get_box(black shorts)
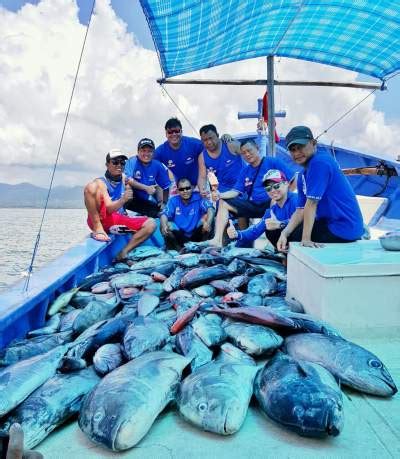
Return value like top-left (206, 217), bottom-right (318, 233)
top-left (224, 197), bottom-right (269, 218)
top-left (288, 219), bottom-right (357, 243)
top-left (125, 198), bottom-right (160, 218)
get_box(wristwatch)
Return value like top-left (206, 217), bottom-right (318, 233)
top-left (279, 222), bottom-right (286, 229)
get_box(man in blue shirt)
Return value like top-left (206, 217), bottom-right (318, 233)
top-left (198, 124), bottom-right (244, 194)
top-left (124, 138), bottom-right (171, 218)
top-left (207, 138), bottom-right (295, 246)
top-left (84, 149), bottom-right (156, 261)
top-left (277, 126), bottom-right (364, 251)
top-left (154, 117), bottom-right (203, 187)
top-left (227, 169), bottom-right (297, 248)
top-left (160, 178), bottom-right (215, 251)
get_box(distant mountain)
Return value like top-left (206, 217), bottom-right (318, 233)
top-left (0, 182), bottom-right (84, 208)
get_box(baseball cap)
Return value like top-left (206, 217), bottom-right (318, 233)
top-left (262, 169), bottom-right (287, 185)
top-left (285, 126), bottom-right (314, 148)
top-left (106, 148), bottom-right (128, 161)
top-left (137, 138), bottom-right (155, 149)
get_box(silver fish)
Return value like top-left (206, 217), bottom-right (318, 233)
top-left (0, 331), bottom-right (73, 366)
top-left (110, 272), bottom-right (152, 289)
top-left (284, 333), bottom-right (398, 397)
top-left (0, 367), bottom-right (100, 449)
top-left (254, 353), bottom-right (344, 437)
top-left (216, 343), bottom-right (256, 366)
top-left (79, 351), bottom-right (190, 450)
top-left (178, 360), bottom-right (258, 435)
top-left (93, 343), bottom-right (124, 375)
top-left (47, 287), bottom-right (79, 316)
top-left (123, 316), bottom-right (170, 360)
top-left (137, 293), bottom-right (159, 316)
top-left (176, 326), bottom-right (212, 371)
top-left (192, 314), bottom-right (226, 347)
top-left (27, 313), bottom-right (61, 337)
top-left (223, 319), bottom-right (283, 356)
top-left (0, 345), bottom-right (68, 417)
top-left (247, 273), bottom-right (277, 296)
top-left (72, 300), bottom-right (119, 335)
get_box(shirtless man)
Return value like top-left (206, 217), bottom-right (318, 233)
top-left (84, 149), bottom-right (156, 261)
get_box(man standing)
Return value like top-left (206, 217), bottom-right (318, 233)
top-left (277, 126), bottom-right (364, 251)
top-left (198, 124), bottom-right (244, 194)
top-left (207, 138), bottom-right (295, 246)
top-left (160, 178), bottom-right (215, 250)
top-left (124, 138), bottom-right (171, 218)
top-left (154, 117), bottom-right (203, 187)
top-left (227, 169), bottom-right (297, 248)
top-left (84, 149), bottom-right (156, 261)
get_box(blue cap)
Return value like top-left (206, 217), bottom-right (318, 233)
top-left (286, 126), bottom-right (314, 148)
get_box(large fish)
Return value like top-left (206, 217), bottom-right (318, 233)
top-left (110, 272), bottom-right (152, 289)
top-left (254, 353), bottom-right (344, 437)
top-left (126, 246), bottom-right (165, 261)
top-left (93, 343), bottom-right (124, 375)
top-left (178, 360), bottom-right (258, 435)
top-left (223, 320), bottom-right (283, 356)
top-left (163, 266), bottom-right (186, 293)
top-left (137, 293), bottom-right (159, 316)
top-left (192, 314), bottom-right (226, 347)
top-left (123, 316), bottom-right (170, 360)
top-left (79, 351), bottom-right (190, 451)
top-left (247, 273), bottom-right (277, 296)
top-left (216, 343), bottom-right (256, 366)
top-left (209, 306), bottom-right (297, 331)
top-left (0, 331), bottom-right (73, 366)
top-left (284, 333), bottom-right (397, 397)
top-left (0, 345), bottom-right (68, 417)
top-left (0, 367), bottom-right (100, 449)
top-left (27, 313), bottom-right (61, 337)
top-left (180, 265), bottom-right (231, 289)
top-left (72, 299), bottom-right (120, 335)
top-left (175, 326), bottom-right (212, 371)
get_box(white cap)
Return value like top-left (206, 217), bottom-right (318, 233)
top-left (106, 149), bottom-right (128, 161)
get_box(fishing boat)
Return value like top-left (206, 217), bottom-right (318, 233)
top-left (0, 1), bottom-right (399, 457)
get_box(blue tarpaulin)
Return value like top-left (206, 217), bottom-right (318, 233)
top-left (139, 0), bottom-right (400, 79)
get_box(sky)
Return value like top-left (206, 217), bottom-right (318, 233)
top-left (0, 0), bottom-right (399, 188)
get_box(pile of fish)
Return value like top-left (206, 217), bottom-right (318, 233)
top-left (0, 244), bottom-right (397, 452)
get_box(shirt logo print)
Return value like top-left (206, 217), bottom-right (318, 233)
top-left (176, 207), bottom-right (181, 215)
top-left (134, 171), bottom-right (141, 179)
top-left (168, 160), bottom-right (175, 168)
top-left (302, 176), bottom-right (307, 195)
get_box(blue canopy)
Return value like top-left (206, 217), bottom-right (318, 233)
top-left (140, 0), bottom-right (400, 80)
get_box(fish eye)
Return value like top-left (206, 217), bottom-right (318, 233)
top-left (368, 359), bottom-right (382, 368)
top-left (198, 402), bottom-right (208, 412)
top-left (93, 410), bottom-right (104, 422)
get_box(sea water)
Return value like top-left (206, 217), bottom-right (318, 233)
top-left (0, 208), bottom-right (88, 291)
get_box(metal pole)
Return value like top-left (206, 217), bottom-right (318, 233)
top-left (267, 56), bottom-right (275, 157)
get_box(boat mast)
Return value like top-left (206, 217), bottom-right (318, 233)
top-left (267, 56), bottom-right (275, 157)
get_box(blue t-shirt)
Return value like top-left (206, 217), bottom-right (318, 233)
top-left (297, 153), bottom-right (364, 240)
top-left (236, 192), bottom-right (297, 243)
top-left (162, 192), bottom-right (213, 236)
top-left (154, 136), bottom-right (203, 185)
top-left (233, 157), bottom-right (295, 204)
top-left (124, 157), bottom-right (170, 202)
top-left (203, 142), bottom-right (244, 192)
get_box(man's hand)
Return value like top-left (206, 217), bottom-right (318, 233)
top-left (265, 218), bottom-right (281, 231)
top-left (202, 221), bottom-right (211, 234)
top-left (160, 223), bottom-right (172, 237)
top-left (6, 423), bottom-right (43, 459)
top-left (122, 186), bottom-right (133, 203)
top-left (211, 190), bottom-right (220, 202)
top-left (277, 232), bottom-right (288, 252)
top-left (300, 240), bottom-right (325, 248)
top-left (145, 185), bottom-right (157, 195)
top-left (227, 219), bottom-right (238, 239)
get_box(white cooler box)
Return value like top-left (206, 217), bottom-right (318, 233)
top-left (287, 240), bottom-right (400, 338)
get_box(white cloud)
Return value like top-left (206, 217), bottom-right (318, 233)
top-left (0, 0), bottom-right (399, 187)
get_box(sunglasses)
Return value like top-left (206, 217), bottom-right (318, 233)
top-left (110, 159), bottom-right (126, 166)
top-left (264, 182), bottom-right (283, 192)
top-left (178, 186), bottom-right (191, 192)
top-left (167, 128), bottom-right (182, 135)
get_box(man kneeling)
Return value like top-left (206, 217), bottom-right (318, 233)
top-left (160, 178), bottom-right (215, 250)
top-left (84, 149), bottom-right (156, 261)
top-left (227, 169), bottom-right (297, 249)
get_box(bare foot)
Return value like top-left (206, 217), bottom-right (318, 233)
top-left (91, 231), bottom-right (111, 242)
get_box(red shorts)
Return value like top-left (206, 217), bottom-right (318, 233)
top-left (87, 199), bottom-right (148, 232)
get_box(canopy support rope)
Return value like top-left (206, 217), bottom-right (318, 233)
top-left (159, 83), bottom-right (198, 136)
top-left (23, 0), bottom-right (96, 292)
